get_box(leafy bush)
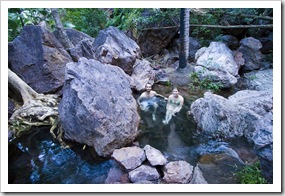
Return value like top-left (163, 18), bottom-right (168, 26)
top-left (64, 8), bottom-right (107, 38)
top-left (189, 72), bottom-right (222, 91)
top-left (8, 8), bottom-right (54, 41)
top-left (235, 161), bottom-right (267, 184)
top-left (106, 8), bottom-right (144, 30)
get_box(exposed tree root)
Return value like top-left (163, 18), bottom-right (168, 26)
top-left (8, 68), bottom-right (66, 147)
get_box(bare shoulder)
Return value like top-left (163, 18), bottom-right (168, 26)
top-left (150, 91), bottom-right (157, 97)
top-left (179, 95), bottom-right (184, 103)
top-left (139, 92), bottom-right (147, 98)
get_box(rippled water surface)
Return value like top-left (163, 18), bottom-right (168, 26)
top-left (9, 86), bottom-right (256, 184)
top-left (9, 127), bottom-right (115, 184)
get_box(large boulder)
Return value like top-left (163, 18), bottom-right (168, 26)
top-left (93, 26), bottom-right (141, 75)
top-left (55, 28), bottom-right (96, 62)
top-left (237, 37), bottom-right (263, 72)
top-left (58, 58), bottom-right (140, 157)
top-left (237, 69), bottom-right (273, 91)
top-left (194, 42), bottom-right (240, 88)
top-left (131, 59), bottom-right (155, 91)
top-left (8, 25), bottom-right (72, 94)
top-left (219, 35), bottom-right (239, 50)
top-left (252, 111), bottom-right (273, 183)
top-left (137, 27), bottom-right (179, 58)
top-left (68, 38), bottom-right (95, 62)
top-left (190, 90), bottom-right (273, 142)
top-left (54, 28), bottom-right (93, 46)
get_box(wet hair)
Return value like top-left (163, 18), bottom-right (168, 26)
top-left (145, 83), bottom-right (152, 88)
top-left (172, 87), bottom-right (178, 91)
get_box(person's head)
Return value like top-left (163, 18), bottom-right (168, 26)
top-left (145, 83), bottom-right (152, 92)
top-left (172, 87), bottom-right (179, 97)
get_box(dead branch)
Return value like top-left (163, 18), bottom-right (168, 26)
top-left (140, 24), bottom-right (273, 31)
top-left (208, 10), bottom-right (273, 21)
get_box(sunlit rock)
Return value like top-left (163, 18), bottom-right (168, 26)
top-left (163, 161), bottom-right (193, 184)
top-left (194, 41), bottom-right (240, 88)
top-left (143, 145), bottom-right (167, 166)
top-left (111, 146), bottom-right (146, 170)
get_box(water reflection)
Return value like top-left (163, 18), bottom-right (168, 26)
top-left (8, 88), bottom-right (256, 184)
top-left (9, 127), bottom-right (115, 184)
top-left (137, 97), bottom-right (200, 165)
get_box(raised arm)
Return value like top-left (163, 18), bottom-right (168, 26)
top-left (154, 92), bottom-right (167, 100)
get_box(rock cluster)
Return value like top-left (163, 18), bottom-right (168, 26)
top-left (108, 145), bottom-right (207, 184)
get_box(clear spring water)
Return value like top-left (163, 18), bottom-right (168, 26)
top-left (9, 127), bottom-right (116, 184)
top-left (8, 89), bottom-right (255, 184)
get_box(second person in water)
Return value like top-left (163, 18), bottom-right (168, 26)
top-left (162, 87), bottom-right (184, 124)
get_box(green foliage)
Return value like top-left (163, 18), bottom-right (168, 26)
top-left (137, 8), bottom-right (179, 29)
top-left (189, 72), bottom-right (222, 91)
top-left (190, 9), bottom-right (222, 47)
top-left (200, 77), bottom-right (223, 91)
top-left (235, 161), bottom-right (267, 184)
top-left (106, 8), bottom-right (179, 39)
top-left (105, 8), bottom-right (143, 32)
top-left (165, 80), bottom-right (172, 87)
top-left (8, 8), bottom-right (54, 41)
top-left (8, 8), bottom-right (273, 46)
top-left (63, 8), bottom-right (107, 38)
top-left (190, 8), bottom-right (272, 46)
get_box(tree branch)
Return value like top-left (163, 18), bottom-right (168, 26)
top-left (208, 10), bottom-right (273, 21)
top-left (140, 24), bottom-right (273, 31)
top-left (191, 24), bottom-right (273, 29)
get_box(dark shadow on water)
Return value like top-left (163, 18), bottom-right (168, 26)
top-left (8, 127), bottom-right (115, 184)
top-left (9, 87), bottom-right (258, 184)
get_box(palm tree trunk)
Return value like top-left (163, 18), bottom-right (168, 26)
top-left (178, 8), bottom-right (190, 69)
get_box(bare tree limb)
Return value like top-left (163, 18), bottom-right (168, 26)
top-left (208, 10), bottom-right (273, 21)
top-left (140, 24), bottom-right (273, 31)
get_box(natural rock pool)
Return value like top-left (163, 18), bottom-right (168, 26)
top-left (8, 86), bottom-right (257, 184)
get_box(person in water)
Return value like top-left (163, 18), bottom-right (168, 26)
top-left (162, 87), bottom-right (184, 124)
top-left (137, 83), bottom-right (166, 121)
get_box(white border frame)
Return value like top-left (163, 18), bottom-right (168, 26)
top-left (1, 1), bottom-right (282, 193)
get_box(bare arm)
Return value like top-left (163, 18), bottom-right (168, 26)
top-left (137, 93), bottom-right (145, 105)
top-left (154, 92), bottom-right (167, 99)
